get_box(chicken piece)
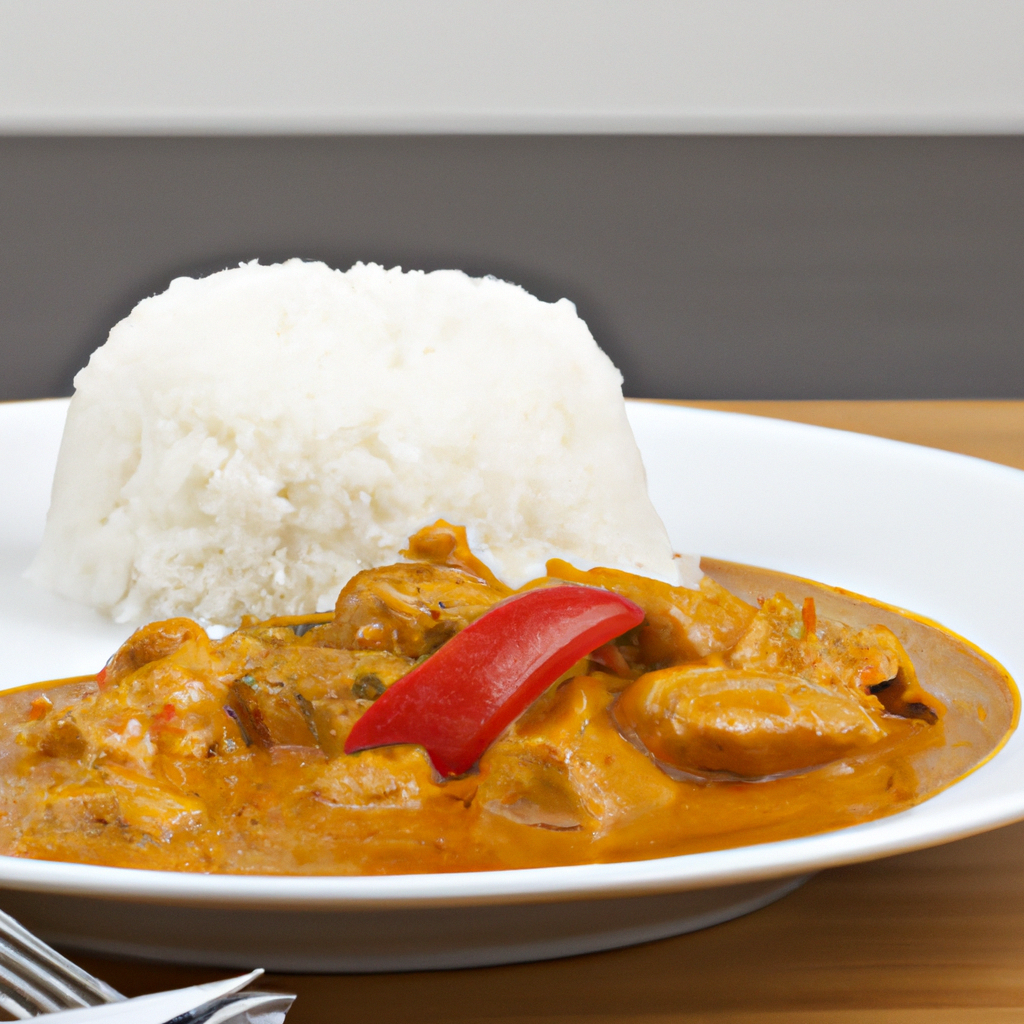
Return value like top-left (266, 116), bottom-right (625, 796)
top-left (27, 622), bottom-right (417, 781)
top-left (26, 629), bottom-right (230, 770)
top-left (545, 559), bottom-right (755, 667)
top-left (727, 594), bottom-right (941, 722)
top-left (227, 680), bottom-right (321, 753)
top-left (312, 561), bottom-right (509, 658)
top-left (479, 754), bottom-right (589, 830)
top-left (312, 746), bottom-right (434, 812)
top-left (98, 763), bottom-right (206, 840)
top-left (36, 715), bottom-right (88, 760)
top-left (15, 765), bottom-right (206, 850)
top-left (290, 648), bottom-right (414, 755)
top-left (30, 780), bottom-right (122, 836)
top-left (101, 618), bottom-right (209, 687)
top-left (223, 651), bottom-right (409, 757)
top-left (615, 664), bottom-right (888, 779)
top-left (227, 635), bottom-right (414, 701)
top-left (478, 675), bottom-right (678, 834)
top-left (221, 633), bottom-right (415, 753)
top-left (402, 520), bottom-right (513, 592)
top-left (305, 698), bottom-right (362, 757)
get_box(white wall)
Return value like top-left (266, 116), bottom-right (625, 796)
top-left (1, 0), bottom-right (1023, 133)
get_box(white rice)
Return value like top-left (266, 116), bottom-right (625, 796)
top-left (28, 260), bottom-right (699, 626)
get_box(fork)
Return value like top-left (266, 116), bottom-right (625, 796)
top-left (0, 906), bottom-right (292, 1022)
top-left (0, 907), bottom-right (123, 1018)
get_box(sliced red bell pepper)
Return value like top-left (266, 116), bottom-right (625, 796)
top-left (344, 585), bottom-right (645, 777)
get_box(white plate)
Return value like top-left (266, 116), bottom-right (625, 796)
top-left (0, 397), bottom-right (1022, 972)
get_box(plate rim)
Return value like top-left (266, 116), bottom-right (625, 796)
top-left (1, 397), bottom-right (1023, 908)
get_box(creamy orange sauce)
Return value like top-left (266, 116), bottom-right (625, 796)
top-left (0, 523), bottom-right (1014, 875)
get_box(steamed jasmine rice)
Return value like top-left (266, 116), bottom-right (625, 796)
top-left (28, 260), bottom-right (697, 625)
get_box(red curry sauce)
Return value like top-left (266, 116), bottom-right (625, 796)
top-left (0, 523), bottom-right (1011, 875)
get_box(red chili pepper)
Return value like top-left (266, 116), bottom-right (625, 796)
top-left (344, 585), bottom-right (645, 777)
top-left (153, 702), bottom-right (186, 736)
top-left (155, 703), bottom-right (177, 724)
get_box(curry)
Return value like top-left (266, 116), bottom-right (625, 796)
top-left (0, 523), bottom-right (1015, 875)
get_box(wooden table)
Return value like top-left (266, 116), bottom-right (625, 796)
top-left (74, 401), bottom-right (1024, 1024)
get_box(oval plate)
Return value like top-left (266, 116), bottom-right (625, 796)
top-left (0, 398), bottom-right (1021, 970)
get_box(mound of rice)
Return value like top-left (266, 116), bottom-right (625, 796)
top-left (29, 260), bottom-right (698, 625)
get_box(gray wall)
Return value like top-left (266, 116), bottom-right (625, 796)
top-left (1, 135), bottom-right (1022, 402)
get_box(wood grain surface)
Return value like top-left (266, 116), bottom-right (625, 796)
top-left (71, 401), bottom-right (1024, 1023)
top-left (674, 401), bottom-right (1024, 472)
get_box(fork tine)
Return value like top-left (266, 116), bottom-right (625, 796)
top-left (0, 988), bottom-right (37, 1020)
top-left (0, 936), bottom-right (97, 1010)
top-left (0, 908), bottom-right (124, 1006)
top-left (0, 957), bottom-right (66, 1017)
